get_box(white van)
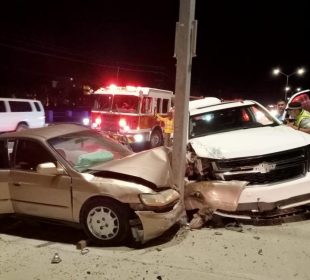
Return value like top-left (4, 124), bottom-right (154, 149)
top-left (0, 98), bottom-right (45, 132)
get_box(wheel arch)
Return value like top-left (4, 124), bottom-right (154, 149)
top-left (78, 195), bottom-right (131, 224)
top-left (78, 194), bottom-right (134, 245)
top-left (15, 122), bottom-right (29, 131)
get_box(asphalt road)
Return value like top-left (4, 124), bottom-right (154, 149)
top-left (0, 217), bottom-right (310, 280)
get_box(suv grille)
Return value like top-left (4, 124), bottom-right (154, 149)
top-left (211, 147), bottom-right (309, 185)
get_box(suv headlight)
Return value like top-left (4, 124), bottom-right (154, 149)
top-left (139, 189), bottom-right (180, 207)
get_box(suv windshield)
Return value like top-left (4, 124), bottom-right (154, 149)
top-left (189, 104), bottom-right (278, 139)
top-left (48, 130), bottom-right (132, 172)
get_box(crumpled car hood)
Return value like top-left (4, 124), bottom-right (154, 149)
top-left (89, 146), bottom-right (173, 188)
top-left (189, 125), bottom-right (310, 159)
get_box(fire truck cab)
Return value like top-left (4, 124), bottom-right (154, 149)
top-left (90, 85), bottom-right (174, 149)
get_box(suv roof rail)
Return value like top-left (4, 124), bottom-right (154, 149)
top-left (189, 97), bottom-right (221, 111)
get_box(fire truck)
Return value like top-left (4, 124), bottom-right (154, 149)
top-left (90, 85), bottom-right (174, 148)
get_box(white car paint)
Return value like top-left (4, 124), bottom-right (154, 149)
top-left (189, 125), bottom-right (310, 159)
top-left (188, 97), bottom-right (310, 216)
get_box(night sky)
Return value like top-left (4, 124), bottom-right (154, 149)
top-left (0, 0), bottom-right (309, 105)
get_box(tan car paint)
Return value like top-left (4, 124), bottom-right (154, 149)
top-left (184, 180), bottom-right (248, 212)
top-left (0, 124), bottom-right (183, 243)
top-left (91, 146), bottom-right (174, 188)
top-left (0, 170), bottom-right (14, 213)
top-left (10, 169), bottom-right (73, 221)
top-left (71, 175), bottom-right (156, 222)
top-left (135, 201), bottom-right (183, 243)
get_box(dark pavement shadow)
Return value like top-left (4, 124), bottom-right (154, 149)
top-left (0, 217), bottom-right (85, 245)
top-left (0, 216), bottom-right (186, 250)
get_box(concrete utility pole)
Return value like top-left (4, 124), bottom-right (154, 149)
top-left (172, 0), bottom-right (197, 209)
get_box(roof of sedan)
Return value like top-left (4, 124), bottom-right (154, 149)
top-left (0, 124), bottom-right (90, 140)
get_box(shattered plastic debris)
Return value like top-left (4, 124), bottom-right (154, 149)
top-left (51, 253), bottom-right (62, 264)
top-left (258, 249), bottom-right (263, 255)
top-left (189, 207), bottom-right (214, 229)
top-left (225, 222), bottom-right (243, 232)
top-left (81, 248), bottom-right (90, 255)
top-left (189, 213), bottom-right (205, 229)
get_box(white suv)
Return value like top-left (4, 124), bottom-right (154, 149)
top-left (187, 97), bottom-right (310, 219)
top-left (0, 98), bottom-right (45, 132)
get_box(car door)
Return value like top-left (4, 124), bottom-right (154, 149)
top-left (0, 139), bottom-right (14, 213)
top-left (284, 89), bottom-right (310, 120)
top-left (9, 138), bottom-right (73, 221)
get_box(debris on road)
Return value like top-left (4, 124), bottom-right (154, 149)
top-left (188, 207), bottom-right (214, 229)
top-left (51, 253), bottom-right (62, 264)
top-left (81, 248), bottom-right (90, 255)
top-left (76, 240), bottom-right (88, 250)
top-left (225, 222), bottom-right (243, 232)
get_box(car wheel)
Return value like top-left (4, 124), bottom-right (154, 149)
top-left (80, 197), bottom-right (131, 245)
top-left (16, 123), bottom-right (29, 131)
top-left (149, 129), bottom-right (163, 148)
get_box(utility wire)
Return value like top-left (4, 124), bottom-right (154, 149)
top-left (0, 33), bottom-right (168, 73)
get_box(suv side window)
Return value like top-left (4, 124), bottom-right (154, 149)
top-left (0, 101), bottom-right (6, 112)
top-left (9, 101), bottom-right (32, 112)
top-left (34, 102), bottom-right (42, 111)
top-left (14, 139), bottom-right (56, 171)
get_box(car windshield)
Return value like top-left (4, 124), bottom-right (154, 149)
top-left (189, 104), bottom-right (278, 139)
top-left (48, 130), bottom-right (132, 172)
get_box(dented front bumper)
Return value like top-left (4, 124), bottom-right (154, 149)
top-left (133, 200), bottom-right (183, 243)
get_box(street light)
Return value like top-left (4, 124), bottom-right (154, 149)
top-left (272, 67), bottom-right (306, 100)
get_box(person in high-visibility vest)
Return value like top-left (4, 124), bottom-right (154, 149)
top-left (156, 111), bottom-right (174, 146)
top-left (285, 101), bottom-right (310, 133)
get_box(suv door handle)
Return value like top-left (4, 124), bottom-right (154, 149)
top-left (13, 182), bottom-right (21, 186)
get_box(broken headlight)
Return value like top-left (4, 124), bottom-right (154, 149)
top-left (185, 143), bottom-right (212, 180)
top-left (139, 189), bottom-right (180, 207)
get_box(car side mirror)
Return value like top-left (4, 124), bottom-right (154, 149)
top-left (36, 162), bottom-right (66, 175)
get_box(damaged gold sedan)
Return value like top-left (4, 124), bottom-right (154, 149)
top-left (0, 124), bottom-right (182, 245)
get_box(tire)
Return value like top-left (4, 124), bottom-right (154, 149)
top-left (80, 197), bottom-right (131, 246)
top-left (149, 129), bottom-right (163, 148)
top-left (16, 123), bottom-right (28, 131)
